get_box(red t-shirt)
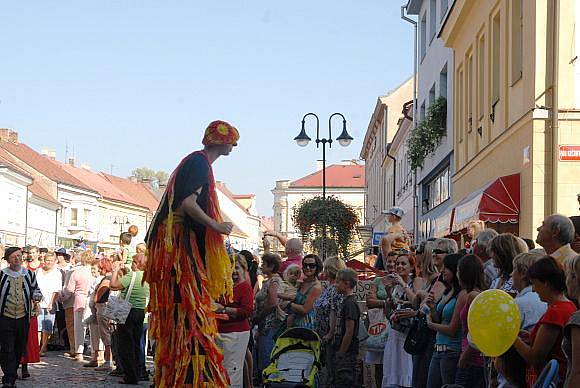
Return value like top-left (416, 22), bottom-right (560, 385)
top-left (527, 300), bottom-right (577, 386)
top-left (217, 281), bottom-right (254, 333)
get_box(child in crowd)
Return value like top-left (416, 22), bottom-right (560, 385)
top-left (117, 232), bottom-right (133, 268)
top-left (332, 268), bottom-right (361, 388)
top-left (277, 264), bottom-right (302, 327)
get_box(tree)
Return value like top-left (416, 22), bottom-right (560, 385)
top-left (131, 167), bottom-right (169, 184)
top-left (292, 196), bottom-right (359, 259)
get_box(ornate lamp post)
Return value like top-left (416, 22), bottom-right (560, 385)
top-left (112, 216), bottom-right (130, 233)
top-left (294, 112), bottom-right (354, 258)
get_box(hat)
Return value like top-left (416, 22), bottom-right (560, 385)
top-left (383, 206), bottom-right (405, 219)
top-left (202, 120), bottom-right (240, 146)
top-left (55, 247), bottom-right (71, 260)
top-left (3, 247), bottom-right (21, 260)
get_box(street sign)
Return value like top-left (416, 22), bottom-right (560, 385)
top-left (559, 145), bottom-right (580, 161)
top-left (372, 232), bottom-right (385, 246)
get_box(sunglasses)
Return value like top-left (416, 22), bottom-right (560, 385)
top-left (303, 263), bottom-right (317, 269)
top-left (432, 249), bottom-right (448, 255)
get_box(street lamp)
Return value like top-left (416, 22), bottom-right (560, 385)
top-left (294, 112), bottom-right (354, 259)
top-left (294, 112), bottom-right (354, 199)
top-left (112, 216), bottom-right (130, 233)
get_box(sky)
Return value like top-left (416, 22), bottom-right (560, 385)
top-left (0, 1), bottom-right (413, 216)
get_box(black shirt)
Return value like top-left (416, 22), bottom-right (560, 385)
top-left (334, 294), bottom-right (361, 355)
top-left (148, 152), bottom-right (210, 260)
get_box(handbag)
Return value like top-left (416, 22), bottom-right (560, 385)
top-left (365, 308), bottom-right (389, 350)
top-left (403, 312), bottom-right (433, 355)
top-left (102, 272), bottom-right (137, 324)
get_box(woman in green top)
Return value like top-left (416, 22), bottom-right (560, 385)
top-left (110, 254), bottom-right (150, 385)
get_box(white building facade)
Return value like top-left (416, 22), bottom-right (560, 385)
top-left (0, 165), bottom-right (32, 247)
top-left (406, 0), bottom-right (455, 241)
top-left (360, 78), bottom-right (414, 235)
top-left (384, 103), bottom-right (416, 237)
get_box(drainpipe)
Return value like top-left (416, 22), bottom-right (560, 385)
top-left (54, 207), bottom-right (60, 247)
top-left (401, 4), bottom-right (419, 242)
top-left (550, 0), bottom-right (560, 214)
top-left (386, 144), bottom-right (397, 207)
top-left (24, 186), bottom-right (29, 245)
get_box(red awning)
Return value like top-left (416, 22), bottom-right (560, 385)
top-left (346, 259), bottom-right (383, 279)
top-left (451, 174), bottom-right (520, 232)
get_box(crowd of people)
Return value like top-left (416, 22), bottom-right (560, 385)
top-left (0, 229), bottom-right (151, 387)
top-left (1, 211), bottom-right (580, 388)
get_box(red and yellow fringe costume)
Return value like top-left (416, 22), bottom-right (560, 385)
top-left (144, 150), bottom-right (233, 387)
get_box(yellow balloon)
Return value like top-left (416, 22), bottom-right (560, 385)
top-left (468, 289), bottom-right (521, 357)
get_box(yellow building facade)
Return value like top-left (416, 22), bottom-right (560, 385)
top-left (440, 0), bottom-right (580, 238)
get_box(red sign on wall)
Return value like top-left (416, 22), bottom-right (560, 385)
top-left (559, 145), bottom-right (580, 161)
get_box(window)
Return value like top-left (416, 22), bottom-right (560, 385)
top-left (429, 84), bottom-right (436, 106)
top-left (71, 208), bottom-right (78, 227)
top-left (420, 13), bottom-right (427, 59)
top-left (511, 0), bottom-right (523, 83)
top-left (467, 52), bottom-right (474, 132)
top-left (492, 13), bottom-right (501, 104)
top-left (420, 101), bottom-right (426, 121)
top-left (84, 209), bottom-right (91, 227)
top-left (441, 0), bottom-right (449, 21)
top-left (440, 64), bottom-right (448, 99)
top-left (429, 0), bottom-right (437, 42)
top-left (478, 34), bottom-right (485, 119)
top-left (458, 67), bottom-right (464, 142)
top-left (424, 166), bottom-right (451, 212)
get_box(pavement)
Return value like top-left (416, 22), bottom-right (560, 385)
top-left (12, 352), bottom-right (153, 388)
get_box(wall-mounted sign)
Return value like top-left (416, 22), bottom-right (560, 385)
top-left (559, 145), bottom-right (580, 161)
top-left (372, 232), bottom-right (385, 246)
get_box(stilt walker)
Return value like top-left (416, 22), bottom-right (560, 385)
top-left (144, 120), bottom-right (239, 387)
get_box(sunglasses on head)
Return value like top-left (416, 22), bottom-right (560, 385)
top-left (303, 262), bottom-right (317, 269)
top-left (433, 249), bottom-right (448, 255)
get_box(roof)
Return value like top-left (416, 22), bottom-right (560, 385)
top-left (0, 142), bottom-right (95, 192)
top-left (100, 173), bottom-right (160, 213)
top-left (59, 163), bottom-right (141, 207)
top-left (232, 194), bottom-right (255, 199)
top-left (290, 164), bottom-right (365, 188)
top-left (0, 148), bottom-right (59, 205)
top-left (261, 216), bottom-right (275, 231)
top-left (216, 181), bottom-right (251, 215)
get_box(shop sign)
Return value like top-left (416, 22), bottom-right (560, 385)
top-left (559, 145), bottom-right (580, 161)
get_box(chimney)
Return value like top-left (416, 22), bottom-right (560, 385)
top-left (81, 164), bottom-right (91, 170)
top-left (316, 160), bottom-right (324, 171)
top-left (0, 129), bottom-right (18, 144)
top-left (129, 176), bottom-right (138, 183)
top-left (41, 148), bottom-right (57, 160)
top-left (67, 156), bottom-right (75, 166)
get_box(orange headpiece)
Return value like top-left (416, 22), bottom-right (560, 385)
top-left (202, 120), bottom-right (240, 146)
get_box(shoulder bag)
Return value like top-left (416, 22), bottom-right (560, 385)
top-left (102, 272), bottom-right (137, 324)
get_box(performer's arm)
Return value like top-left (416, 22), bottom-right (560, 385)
top-left (180, 192), bottom-right (233, 235)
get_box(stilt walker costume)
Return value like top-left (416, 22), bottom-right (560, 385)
top-left (145, 120), bottom-right (240, 387)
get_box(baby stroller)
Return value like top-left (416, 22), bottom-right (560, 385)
top-left (262, 327), bottom-right (321, 388)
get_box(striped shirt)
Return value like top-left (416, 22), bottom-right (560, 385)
top-left (0, 267), bottom-right (42, 319)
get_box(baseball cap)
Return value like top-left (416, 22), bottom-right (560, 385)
top-left (382, 206), bottom-right (405, 219)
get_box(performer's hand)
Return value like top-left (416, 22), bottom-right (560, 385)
top-left (215, 222), bottom-right (233, 235)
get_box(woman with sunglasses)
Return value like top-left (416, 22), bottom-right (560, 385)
top-left (382, 251), bottom-right (423, 388)
top-left (287, 254), bottom-right (322, 330)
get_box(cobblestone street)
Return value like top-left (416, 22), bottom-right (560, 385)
top-left (13, 352), bottom-right (153, 388)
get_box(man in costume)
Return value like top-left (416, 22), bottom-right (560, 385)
top-left (145, 120), bottom-right (238, 387)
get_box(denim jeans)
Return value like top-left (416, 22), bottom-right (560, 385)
top-left (426, 350), bottom-right (460, 388)
top-left (455, 365), bottom-right (485, 388)
top-left (258, 329), bottom-right (276, 376)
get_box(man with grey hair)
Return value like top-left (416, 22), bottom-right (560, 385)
top-left (536, 214), bottom-right (577, 265)
top-left (473, 228), bottom-right (499, 288)
top-left (263, 230), bottom-right (304, 274)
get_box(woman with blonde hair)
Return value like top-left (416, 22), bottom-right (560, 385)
top-left (314, 256), bottom-right (346, 387)
top-left (215, 254), bottom-right (254, 388)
